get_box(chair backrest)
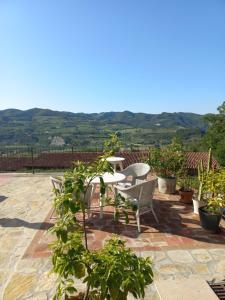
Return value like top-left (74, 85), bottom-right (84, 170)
top-left (118, 179), bottom-right (156, 206)
top-left (122, 163), bottom-right (150, 184)
top-left (50, 176), bottom-right (63, 194)
top-left (79, 185), bottom-right (93, 206)
top-left (137, 179), bottom-right (156, 208)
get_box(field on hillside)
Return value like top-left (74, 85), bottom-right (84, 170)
top-left (0, 108), bottom-right (206, 149)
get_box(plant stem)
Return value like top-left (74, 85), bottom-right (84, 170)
top-left (82, 208), bottom-right (88, 250)
top-left (84, 282), bottom-right (90, 300)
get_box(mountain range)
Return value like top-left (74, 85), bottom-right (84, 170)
top-left (0, 108), bottom-right (206, 149)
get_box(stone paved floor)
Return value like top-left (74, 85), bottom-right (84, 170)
top-left (0, 173), bottom-right (224, 300)
top-left (0, 174), bottom-right (55, 300)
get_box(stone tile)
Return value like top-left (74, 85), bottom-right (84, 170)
top-left (34, 272), bottom-right (57, 293)
top-left (0, 252), bottom-right (10, 268)
top-left (142, 251), bottom-right (166, 262)
top-left (0, 271), bottom-right (10, 288)
top-left (24, 292), bottom-right (48, 300)
top-left (212, 260), bottom-right (225, 274)
top-left (191, 249), bottom-right (212, 263)
top-left (156, 263), bottom-right (191, 275)
top-left (209, 248), bottom-right (225, 260)
top-left (0, 238), bottom-right (19, 253)
top-left (191, 263), bottom-right (210, 275)
top-left (3, 273), bottom-right (37, 300)
top-left (0, 174), bottom-right (225, 299)
top-left (167, 250), bottom-right (194, 264)
top-left (155, 278), bottom-right (218, 300)
top-left (151, 241), bottom-right (168, 247)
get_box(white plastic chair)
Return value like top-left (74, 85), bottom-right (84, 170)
top-left (50, 176), bottom-right (63, 195)
top-left (119, 163), bottom-right (150, 186)
top-left (77, 185), bottom-right (94, 218)
top-left (50, 176), bottom-right (93, 218)
top-left (115, 179), bottom-right (158, 232)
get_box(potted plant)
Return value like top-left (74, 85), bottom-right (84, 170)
top-left (147, 139), bottom-right (185, 194)
top-left (193, 148), bottom-right (212, 214)
top-left (178, 176), bottom-right (194, 204)
top-left (192, 193), bottom-right (205, 214)
top-left (199, 168), bottom-right (225, 233)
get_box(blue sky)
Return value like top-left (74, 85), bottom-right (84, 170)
top-left (0, 0), bottom-right (224, 114)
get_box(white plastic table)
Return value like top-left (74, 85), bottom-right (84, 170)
top-left (106, 156), bottom-right (125, 171)
top-left (91, 172), bottom-right (126, 218)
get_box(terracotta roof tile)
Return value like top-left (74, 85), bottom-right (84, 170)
top-left (0, 150), bottom-right (219, 171)
top-left (185, 152), bottom-right (219, 169)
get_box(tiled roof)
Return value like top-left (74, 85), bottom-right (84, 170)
top-left (185, 152), bottom-right (219, 169)
top-left (0, 150), bottom-right (219, 171)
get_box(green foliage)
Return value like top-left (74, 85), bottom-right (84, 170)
top-left (147, 139), bottom-right (185, 178)
top-left (196, 147), bottom-right (225, 213)
top-left (202, 101), bottom-right (225, 166)
top-left (177, 176), bottom-right (197, 192)
top-left (0, 108), bottom-right (205, 149)
top-left (50, 134), bottom-right (154, 300)
top-left (84, 237), bottom-right (153, 300)
top-left (177, 158), bottom-right (199, 191)
top-left (103, 133), bottom-right (121, 155)
top-left (202, 169), bottom-right (225, 214)
top-left (197, 148), bottom-right (212, 201)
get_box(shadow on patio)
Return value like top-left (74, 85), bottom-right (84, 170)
top-left (0, 195), bottom-right (8, 203)
top-left (23, 190), bottom-right (225, 258)
top-left (0, 217), bottom-right (53, 230)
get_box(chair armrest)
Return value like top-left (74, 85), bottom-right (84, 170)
top-left (117, 182), bottom-right (132, 188)
top-left (114, 184), bottom-right (136, 192)
top-left (114, 184), bottom-right (130, 192)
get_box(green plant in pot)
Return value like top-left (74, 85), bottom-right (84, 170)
top-left (147, 139), bottom-right (185, 194)
top-left (199, 168), bottom-right (225, 233)
top-left (178, 175), bottom-right (195, 204)
top-left (192, 148), bottom-right (212, 214)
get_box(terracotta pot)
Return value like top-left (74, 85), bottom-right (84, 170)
top-left (179, 189), bottom-right (194, 204)
top-left (157, 177), bottom-right (176, 194)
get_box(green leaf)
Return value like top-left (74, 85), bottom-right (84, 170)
top-left (74, 262), bottom-right (85, 279)
top-left (60, 230), bottom-right (68, 243)
top-left (66, 286), bottom-right (77, 294)
top-left (109, 287), bottom-right (119, 300)
top-left (100, 177), bottom-right (106, 195)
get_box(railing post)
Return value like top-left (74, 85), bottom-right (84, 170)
top-left (31, 147), bottom-right (34, 174)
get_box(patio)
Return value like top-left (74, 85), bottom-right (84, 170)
top-left (0, 173), bottom-right (225, 299)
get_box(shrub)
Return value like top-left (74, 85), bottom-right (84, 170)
top-left (50, 134), bottom-right (154, 300)
top-left (147, 139), bottom-right (185, 178)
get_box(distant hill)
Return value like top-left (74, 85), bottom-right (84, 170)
top-left (0, 108), bottom-right (207, 149)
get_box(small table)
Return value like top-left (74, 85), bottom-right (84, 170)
top-left (91, 172), bottom-right (126, 218)
top-left (106, 156), bottom-right (125, 171)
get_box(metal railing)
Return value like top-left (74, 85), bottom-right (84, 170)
top-left (0, 145), bottom-right (148, 173)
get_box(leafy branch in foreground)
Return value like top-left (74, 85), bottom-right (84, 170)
top-left (50, 133), bottom-right (154, 300)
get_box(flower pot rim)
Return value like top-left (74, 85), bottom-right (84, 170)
top-left (199, 205), bottom-right (222, 217)
top-left (157, 176), bottom-right (176, 179)
top-left (192, 198), bottom-right (205, 202)
top-left (179, 188), bottom-right (194, 193)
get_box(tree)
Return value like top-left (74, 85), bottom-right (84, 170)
top-left (50, 134), bottom-right (153, 300)
top-left (202, 101), bottom-right (225, 166)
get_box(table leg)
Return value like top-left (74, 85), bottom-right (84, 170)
top-left (99, 194), bottom-right (104, 219)
top-left (113, 185), bottom-right (117, 220)
top-left (87, 185), bottom-right (95, 218)
top-left (119, 162), bottom-right (123, 170)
